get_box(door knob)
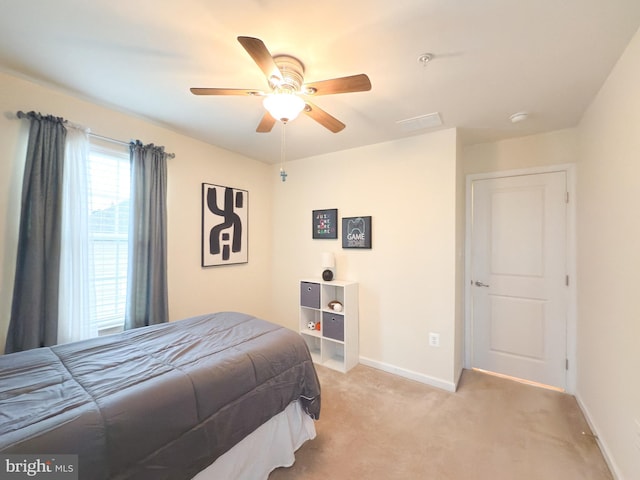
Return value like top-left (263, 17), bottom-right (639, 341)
top-left (474, 281), bottom-right (490, 287)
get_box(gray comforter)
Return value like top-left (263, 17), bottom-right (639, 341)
top-left (0, 312), bottom-right (321, 479)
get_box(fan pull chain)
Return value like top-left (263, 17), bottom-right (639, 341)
top-left (280, 122), bottom-right (288, 182)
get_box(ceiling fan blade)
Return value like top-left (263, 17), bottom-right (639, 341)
top-left (303, 102), bottom-right (345, 133)
top-left (237, 36), bottom-right (283, 86)
top-left (303, 74), bottom-right (371, 96)
top-left (190, 88), bottom-right (265, 96)
top-left (256, 112), bottom-right (276, 133)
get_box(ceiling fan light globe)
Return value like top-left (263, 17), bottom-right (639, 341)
top-left (263, 93), bottom-right (305, 123)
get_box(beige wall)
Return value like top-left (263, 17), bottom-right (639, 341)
top-left (0, 72), bottom-right (274, 353)
top-left (576, 26), bottom-right (640, 480)
top-left (270, 129), bottom-right (461, 390)
top-left (462, 128), bottom-right (579, 175)
top-left (454, 133), bottom-right (466, 382)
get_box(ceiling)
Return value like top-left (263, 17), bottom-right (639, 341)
top-left (1, 1), bottom-right (639, 164)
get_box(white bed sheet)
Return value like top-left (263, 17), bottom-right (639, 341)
top-left (192, 400), bottom-right (316, 480)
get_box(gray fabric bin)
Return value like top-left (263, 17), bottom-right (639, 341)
top-left (322, 312), bottom-right (344, 341)
top-left (300, 282), bottom-right (320, 309)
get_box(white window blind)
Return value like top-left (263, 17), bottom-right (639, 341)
top-left (88, 142), bottom-right (130, 335)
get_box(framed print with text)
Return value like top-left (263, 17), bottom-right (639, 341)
top-left (312, 209), bottom-right (338, 239)
top-left (342, 216), bottom-right (372, 249)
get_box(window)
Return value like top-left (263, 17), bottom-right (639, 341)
top-left (88, 141), bottom-right (130, 335)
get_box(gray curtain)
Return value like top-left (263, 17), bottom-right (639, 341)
top-left (5, 112), bottom-right (67, 353)
top-left (125, 140), bottom-right (169, 330)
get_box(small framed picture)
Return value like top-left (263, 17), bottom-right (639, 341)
top-left (312, 209), bottom-right (338, 239)
top-left (342, 216), bottom-right (372, 249)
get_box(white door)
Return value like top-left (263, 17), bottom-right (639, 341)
top-left (470, 171), bottom-right (568, 389)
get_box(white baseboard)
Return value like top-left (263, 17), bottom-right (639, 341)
top-left (575, 394), bottom-right (621, 480)
top-left (359, 356), bottom-right (457, 392)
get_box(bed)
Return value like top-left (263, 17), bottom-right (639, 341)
top-left (0, 312), bottom-right (321, 479)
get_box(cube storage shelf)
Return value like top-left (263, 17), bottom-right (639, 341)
top-left (299, 279), bottom-right (359, 373)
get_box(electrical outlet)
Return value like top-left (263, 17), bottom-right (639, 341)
top-left (429, 332), bottom-right (440, 347)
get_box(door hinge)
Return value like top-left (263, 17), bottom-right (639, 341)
top-left (566, 192), bottom-right (569, 203)
top-left (566, 359), bottom-right (569, 370)
top-left (566, 275), bottom-right (569, 286)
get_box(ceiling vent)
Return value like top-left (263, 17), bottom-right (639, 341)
top-left (396, 112), bottom-right (442, 132)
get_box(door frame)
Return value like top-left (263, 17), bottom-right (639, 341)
top-left (464, 164), bottom-right (576, 393)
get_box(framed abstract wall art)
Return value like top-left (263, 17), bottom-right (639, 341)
top-left (202, 183), bottom-right (248, 266)
top-left (312, 208), bottom-right (338, 239)
top-left (342, 216), bottom-right (372, 249)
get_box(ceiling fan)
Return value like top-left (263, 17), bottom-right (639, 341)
top-left (190, 36), bottom-right (371, 133)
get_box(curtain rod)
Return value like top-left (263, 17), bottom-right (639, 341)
top-left (15, 111), bottom-right (176, 159)
top-left (89, 133), bottom-right (176, 159)
top-left (89, 132), bottom-right (130, 147)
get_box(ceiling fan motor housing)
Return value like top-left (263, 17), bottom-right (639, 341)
top-left (272, 55), bottom-right (305, 92)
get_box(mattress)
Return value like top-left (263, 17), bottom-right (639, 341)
top-left (0, 312), bottom-right (321, 479)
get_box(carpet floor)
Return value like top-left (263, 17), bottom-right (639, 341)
top-left (269, 365), bottom-right (612, 480)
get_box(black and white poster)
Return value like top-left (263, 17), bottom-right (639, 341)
top-left (202, 183), bottom-right (248, 266)
top-left (342, 216), bottom-right (372, 249)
